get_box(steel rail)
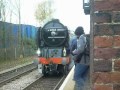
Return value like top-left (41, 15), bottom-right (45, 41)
top-left (0, 62), bottom-right (37, 87)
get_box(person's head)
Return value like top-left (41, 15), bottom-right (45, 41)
top-left (74, 26), bottom-right (84, 38)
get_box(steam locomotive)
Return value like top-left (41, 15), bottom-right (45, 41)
top-left (36, 19), bottom-right (70, 76)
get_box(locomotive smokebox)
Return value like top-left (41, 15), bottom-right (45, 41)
top-left (40, 19), bottom-right (69, 47)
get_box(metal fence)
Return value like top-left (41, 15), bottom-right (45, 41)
top-left (0, 46), bottom-right (35, 60)
top-left (0, 21), bottom-right (37, 61)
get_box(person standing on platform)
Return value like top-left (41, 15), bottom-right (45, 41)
top-left (72, 26), bottom-right (90, 90)
top-left (68, 35), bottom-right (77, 70)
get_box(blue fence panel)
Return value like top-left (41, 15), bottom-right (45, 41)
top-left (13, 24), bottom-right (18, 37)
top-left (31, 26), bottom-right (37, 39)
top-left (0, 21), bottom-right (4, 48)
top-left (12, 24), bottom-right (18, 46)
top-left (21, 24), bottom-right (26, 38)
top-left (25, 25), bottom-right (32, 39)
top-left (29, 25), bottom-right (32, 39)
top-left (4, 22), bottom-right (11, 48)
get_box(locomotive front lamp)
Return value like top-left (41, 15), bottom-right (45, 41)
top-left (63, 47), bottom-right (66, 57)
top-left (36, 48), bottom-right (41, 56)
top-left (83, 0), bottom-right (90, 14)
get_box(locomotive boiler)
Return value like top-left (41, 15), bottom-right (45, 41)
top-left (36, 19), bottom-right (70, 76)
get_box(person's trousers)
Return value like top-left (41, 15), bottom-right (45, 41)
top-left (73, 63), bottom-right (89, 90)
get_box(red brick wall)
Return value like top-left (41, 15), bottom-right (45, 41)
top-left (92, 0), bottom-right (120, 90)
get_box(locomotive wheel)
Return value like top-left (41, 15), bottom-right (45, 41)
top-left (57, 64), bottom-right (68, 75)
top-left (57, 65), bottom-right (63, 75)
top-left (63, 65), bottom-right (68, 75)
top-left (42, 65), bottom-right (48, 76)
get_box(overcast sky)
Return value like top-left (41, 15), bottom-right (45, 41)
top-left (52, 0), bottom-right (90, 34)
top-left (8, 0), bottom-right (90, 34)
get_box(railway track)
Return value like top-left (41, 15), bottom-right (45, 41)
top-left (24, 75), bottom-right (66, 90)
top-left (0, 62), bottom-right (37, 87)
top-left (0, 62), bottom-right (68, 90)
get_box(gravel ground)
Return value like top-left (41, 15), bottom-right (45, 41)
top-left (0, 70), bottom-right (42, 90)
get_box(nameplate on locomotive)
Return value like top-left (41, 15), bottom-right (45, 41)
top-left (47, 28), bottom-right (65, 32)
top-left (48, 36), bottom-right (65, 38)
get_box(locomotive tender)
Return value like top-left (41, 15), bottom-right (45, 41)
top-left (37, 19), bottom-right (70, 75)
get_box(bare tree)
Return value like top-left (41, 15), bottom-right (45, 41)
top-left (0, 0), bottom-right (6, 21)
top-left (6, 0), bottom-right (21, 45)
top-left (0, 0), bottom-right (22, 59)
top-left (35, 0), bottom-right (54, 25)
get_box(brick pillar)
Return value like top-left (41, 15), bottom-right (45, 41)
top-left (91, 0), bottom-right (120, 90)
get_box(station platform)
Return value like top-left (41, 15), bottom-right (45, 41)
top-left (59, 65), bottom-right (90, 90)
top-left (59, 66), bottom-right (75, 90)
